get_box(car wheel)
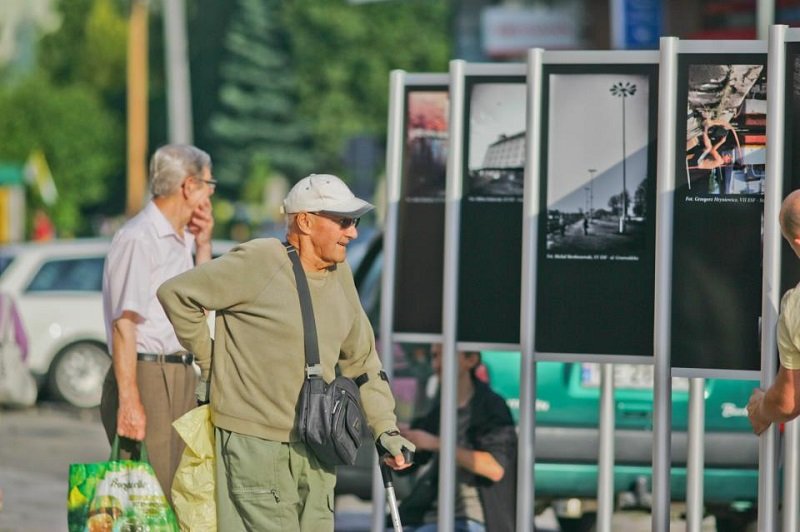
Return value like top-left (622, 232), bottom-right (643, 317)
top-left (48, 342), bottom-right (110, 408)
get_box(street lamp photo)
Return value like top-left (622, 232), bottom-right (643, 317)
top-left (587, 168), bottom-right (596, 221)
top-left (610, 81), bottom-right (636, 234)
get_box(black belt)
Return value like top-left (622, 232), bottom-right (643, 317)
top-left (136, 352), bottom-right (195, 365)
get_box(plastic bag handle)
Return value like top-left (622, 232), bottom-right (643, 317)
top-left (110, 435), bottom-right (150, 463)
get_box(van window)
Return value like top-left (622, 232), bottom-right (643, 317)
top-left (26, 257), bottom-right (105, 292)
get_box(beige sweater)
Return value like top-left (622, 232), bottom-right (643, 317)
top-left (157, 238), bottom-right (397, 442)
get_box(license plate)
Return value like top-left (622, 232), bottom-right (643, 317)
top-left (580, 363), bottom-right (689, 392)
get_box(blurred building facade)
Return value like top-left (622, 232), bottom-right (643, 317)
top-left (456, 0), bottom-right (800, 62)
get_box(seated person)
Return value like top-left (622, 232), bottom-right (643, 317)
top-left (397, 346), bottom-right (517, 532)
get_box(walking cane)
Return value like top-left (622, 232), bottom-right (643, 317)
top-left (377, 444), bottom-right (414, 532)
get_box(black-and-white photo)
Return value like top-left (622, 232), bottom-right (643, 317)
top-left (545, 73), bottom-right (650, 259)
top-left (684, 64), bottom-right (766, 196)
top-left (466, 83), bottom-right (527, 200)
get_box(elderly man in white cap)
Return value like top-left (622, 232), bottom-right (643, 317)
top-left (158, 174), bottom-right (413, 531)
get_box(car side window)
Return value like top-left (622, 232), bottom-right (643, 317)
top-left (357, 249), bottom-right (382, 328)
top-left (26, 257), bottom-right (105, 292)
top-left (0, 255), bottom-right (14, 277)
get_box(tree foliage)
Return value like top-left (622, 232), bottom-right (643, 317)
top-left (10, 0), bottom-right (127, 234)
top-left (608, 189), bottom-right (632, 217)
top-left (39, 0), bottom-right (127, 99)
top-left (208, 0), bottom-right (311, 190)
top-left (204, 0), bottom-right (451, 193)
top-left (0, 75), bottom-right (121, 235)
top-left (283, 0), bottom-right (450, 174)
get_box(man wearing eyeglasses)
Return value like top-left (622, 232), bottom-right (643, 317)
top-left (158, 173), bottom-right (413, 531)
top-left (100, 144), bottom-right (216, 501)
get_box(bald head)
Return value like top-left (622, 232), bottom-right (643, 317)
top-left (781, 190), bottom-right (800, 243)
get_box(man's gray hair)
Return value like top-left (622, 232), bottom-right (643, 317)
top-left (149, 144), bottom-right (212, 197)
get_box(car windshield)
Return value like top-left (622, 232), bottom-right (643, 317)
top-left (0, 255), bottom-right (14, 277)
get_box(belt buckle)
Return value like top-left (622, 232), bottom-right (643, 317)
top-left (181, 353), bottom-right (194, 365)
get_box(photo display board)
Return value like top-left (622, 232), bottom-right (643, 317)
top-left (393, 85), bottom-right (450, 335)
top-left (671, 51), bottom-right (767, 371)
top-left (782, 42), bottom-right (800, 293)
top-left (457, 74), bottom-right (526, 345)
top-left (535, 61), bottom-right (659, 357)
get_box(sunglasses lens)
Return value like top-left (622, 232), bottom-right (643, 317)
top-left (343, 218), bottom-right (360, 229)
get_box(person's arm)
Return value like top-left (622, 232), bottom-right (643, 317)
top-left (750, 288), bottom-right (800, 434)
top-left (157, 239), bottom-right (272, 379)
top-left (112, 311), bottom-right (146, 440)
top-left (748, 365), bottom-right (800, 434)
top-left (701, 126), bottom-right (713, 152)
top-left (400, 428), bottom-right (505, 482)
top-left (104, 236), bottom-right (152, 440)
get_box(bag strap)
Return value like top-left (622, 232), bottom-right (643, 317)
top-left (110, 435), bottom-right (150, 463)
top-left (285, 243), bottom-right (323, 378)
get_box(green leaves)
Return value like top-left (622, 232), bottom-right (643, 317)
top-left (0, 75), bottom-right (121, 235)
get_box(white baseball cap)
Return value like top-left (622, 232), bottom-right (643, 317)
top-left (282, 174), bottom-right (374, 217)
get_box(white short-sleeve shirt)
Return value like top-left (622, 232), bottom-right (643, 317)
top-left (102, 201), bottom-right (195, 354)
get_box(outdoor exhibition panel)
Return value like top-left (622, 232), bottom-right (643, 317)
top-left (455, 63), bottom-right (526, 346)
top-left (391, 77), bottom-right (450, 337)
top-left (669, 42), bottom-right (768, 373)
top-left (782, 38), bottom-right (800, 289)
top-left (763, 25), bottom-right (800, 532)
top-left (534, 52), bottom-right (659, 359)
top-left (375, 70), bottom-right (450, 532)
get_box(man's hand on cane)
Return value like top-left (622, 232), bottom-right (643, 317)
top-left (378, 430), bottom-right (415, 470)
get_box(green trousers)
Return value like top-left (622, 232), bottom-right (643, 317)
top-left (215, 428), bottom-right (336, 531)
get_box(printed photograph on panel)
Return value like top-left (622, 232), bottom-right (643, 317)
top-left (466, 83), bottom-right (527, 200)
top-left (404, 91), bottom-right (449, 201)
top-left (545, 73), bottom-right (650, 259)
top-left (684, 64), bottom-right (767, 195)
top-left (791, 53), bottom-right (800, 192)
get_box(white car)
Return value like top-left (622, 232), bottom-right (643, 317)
top-left (0, 238), bottom-right (237, 408)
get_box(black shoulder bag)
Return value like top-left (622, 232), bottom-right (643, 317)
top-left (287, 244), bottom-right (367, 467)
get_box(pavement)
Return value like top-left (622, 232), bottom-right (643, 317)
top-left (0, 402), bottom-right (107, 532)
top-left (0, 402), bottom-right (718, 532)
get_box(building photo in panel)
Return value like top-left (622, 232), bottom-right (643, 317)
top-left (466, 83), bottom-right (527, 200)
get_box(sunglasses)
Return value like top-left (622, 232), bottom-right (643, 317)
top-left (310, 212), bottom-right (360, 229)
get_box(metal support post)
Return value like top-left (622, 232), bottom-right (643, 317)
top-left (596, 364), bottom-right (615, 532)
top-left (685, 378), bottom-right (705, 532)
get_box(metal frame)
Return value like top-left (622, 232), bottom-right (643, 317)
top-left (655, 37), bottom-right (768, 532)
top-left (519, 48), bottom-right (544, 532)
top-left (440, 59), bottom-right (527, 531)
top-left (533, 49), bottom-right (659, 532)
top-left (373, 69), bottom-right (449, 532)
top-left (764, 23), bottom-right (793, 532)
top-left (653, 35), bottom-right (678, 532)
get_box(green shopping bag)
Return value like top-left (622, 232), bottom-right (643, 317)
top-left (68, 436), bottom-right (179, 532)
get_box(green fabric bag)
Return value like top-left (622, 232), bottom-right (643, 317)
top-left (67, 436), bottom-right (179, 532)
